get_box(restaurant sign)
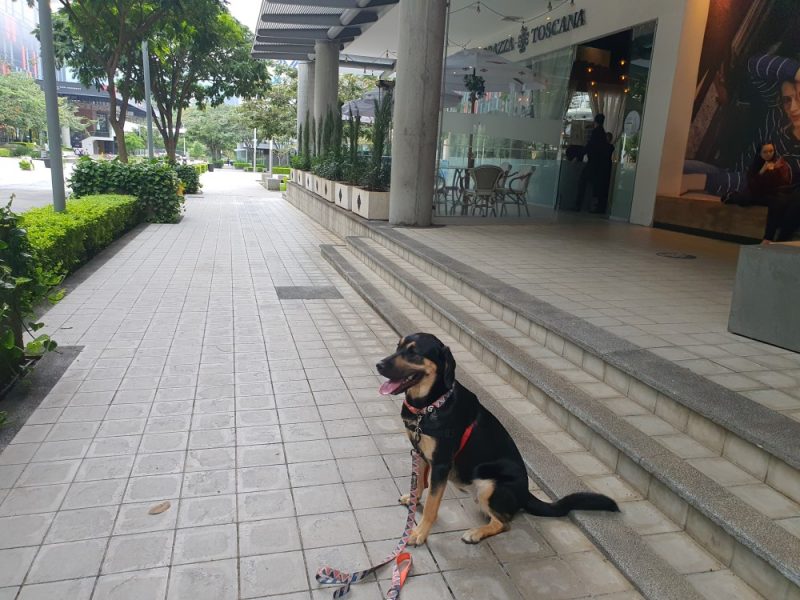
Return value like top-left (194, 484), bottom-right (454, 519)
top-left (488, 9), bottom-right (586, 55)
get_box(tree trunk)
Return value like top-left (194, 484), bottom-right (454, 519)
top-left (110, 120), bottom-right (128, 162)
top-left (165, 137), bottom-right (177, 162)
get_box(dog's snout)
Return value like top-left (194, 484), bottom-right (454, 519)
top-left (376, 360), bottom-right (387, 373)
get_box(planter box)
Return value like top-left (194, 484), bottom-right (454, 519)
top-left (314, 176), bottom-right (335, 202)
top-left (334, 183), bottom-right (353, 211)
top-left (304, 172), bottom-right (314, 191)
top-left (289, 168), bottom-right (295, 182)
top-left (352, 187), bottom-right (390, 220)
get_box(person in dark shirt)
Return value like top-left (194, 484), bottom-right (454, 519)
top-left (576, 113), bottom-right (607, 211)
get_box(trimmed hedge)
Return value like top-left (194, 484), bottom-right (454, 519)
top-left (174, 163), bottom-right (201, 194)
top-left (0, 149), bottom-right (11, 158)
top-left (272, 166), bottom-right (290, 175)
top-left (21, 194), bottom-right (140, 279)
top-left (69, 157), bottom-right (184, 223)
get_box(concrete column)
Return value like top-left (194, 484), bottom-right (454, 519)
top-left (61, 126), bottom-right (71, 148)
top-left (388, 0), bottom-right (448, 226)
top-left (313, 41), bottom-right (339, 131)
top-left (297, 61), bottom-right (315, 141)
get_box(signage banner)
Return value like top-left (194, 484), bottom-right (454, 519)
top-left (488, 9), bottom-right (586, 56)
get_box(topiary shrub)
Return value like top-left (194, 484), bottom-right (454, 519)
top-left (273, 166), bottom-right (291, 175)
top-left (0, 148), bottom-right (11, 158)
top-left (69, 157), bottom-right (183, 223)
top-left (21, 194), bottom-right (141, 278)
top-left (173, 163), bottom-right (201, 194)
top-left (19, 159), bottom-right (33, 171)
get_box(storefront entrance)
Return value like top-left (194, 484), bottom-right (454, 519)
top-left (435, 21), bottom-right (655, 223)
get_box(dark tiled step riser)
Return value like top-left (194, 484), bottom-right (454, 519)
top-left (367, 232), bottom-right (800, 507)
top-left (343, 239), bottom-right (800, 600)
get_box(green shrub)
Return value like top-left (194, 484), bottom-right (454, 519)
top-left (11, 145), bottom-right (29, 157)
top-left (69, 157), bottom-right (183, 223)
top-left (19, 159), bottom-right (33, 171)
top-left (1, 200), bottom-right (62, 390)
top-left (213, 160), bottom-right (224, 168)
top-left (244, 165), bottom-right (252, 172)
top-left (173, 163), bottom-right (201, 194)
top-left (195, 163), bottom-right (208, 175)
top-left (22, 194), bottom-right (140, 278)
top-left (0, 149), bottom-right (11, 158)
top-left (233, 161), bottom-right (248, 170)
top-left (256, 166), bottom-right (264, 173)
top-left (273, 166), bottom-right (290, 175)
top-left (279, 180), bottom-right (286, 192)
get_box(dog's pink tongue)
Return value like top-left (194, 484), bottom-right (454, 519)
top-left (379, 379), bottom-right (404, 395)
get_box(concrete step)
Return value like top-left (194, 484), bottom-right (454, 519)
top-left (321, 242), bottom-right (773, 600)
top-left (328, 236), bottom-right (800, 600)
top-left (349, 235), bottom-right (800, 529)
top-left (362, 227), bottom-right (800, 502)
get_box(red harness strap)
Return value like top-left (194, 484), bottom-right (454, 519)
top-left (454, 421), bottom-right (476, 459)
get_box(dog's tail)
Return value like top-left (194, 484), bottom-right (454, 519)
top-left (525, 491), bottom-right (619, 517)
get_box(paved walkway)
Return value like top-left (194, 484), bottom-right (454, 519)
top-left (0, 171), bottom-right (638, 600)
top-left (0, 157), bottom-right (75, 213)
top-left (400, 221), bottom-right (800, 421)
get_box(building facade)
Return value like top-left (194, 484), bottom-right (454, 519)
top-left (254, 0), bottom-right (797, 238)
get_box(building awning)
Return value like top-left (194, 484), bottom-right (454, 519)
top-left (252, 0), bottom-right (397, 68)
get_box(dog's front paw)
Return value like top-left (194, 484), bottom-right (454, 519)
top-left (398, 494), bottom-right (410, 506)
top-left (461, 528), bottom-right (484, 544)
top-left (408, 527), bottom-right (428, 546)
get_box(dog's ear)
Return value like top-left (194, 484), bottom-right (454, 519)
top-left (441, 345), bottom-right (456, 389)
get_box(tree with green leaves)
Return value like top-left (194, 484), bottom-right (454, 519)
top-left (183, 104), bottom-right (245, 161)
top-left (235, 61), bottom-right (297, 143)
top-left (339, 73), bottom-right (378, 103)
top-left (135, 1), bottom-right (269, 161)
top-left (0, 72), bottom-right (87, 140)
top-left (50, 0), bottom-right (174, 162)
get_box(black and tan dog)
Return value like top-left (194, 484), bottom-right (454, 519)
top-left (376, 332), bottom-right (619, 546)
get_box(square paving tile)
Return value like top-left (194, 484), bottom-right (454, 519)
top-left (102, 530), bottom-right (174, 574)
top-left (240, 551), bottom-right (308, 597)
top-left (94, 567), bottom-right (169, 600)
top-left (26, 538), bottom-right (106, 583)
top-left (167, 559), bottom-right (238, 600)
top-left (173, 524), bottom-right (237, 564)
top-left (239, 517), bottom-right (302, 557)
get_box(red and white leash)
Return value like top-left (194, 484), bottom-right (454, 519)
top-left (316, 450), bottom-right (422, 599)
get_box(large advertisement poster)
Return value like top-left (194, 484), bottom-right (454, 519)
top-left (684, 0), bottom-right (800, 196)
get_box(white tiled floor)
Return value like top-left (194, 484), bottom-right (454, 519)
top-left (0, 171), bottom-right (642, 600)
top-left (398, 222), bottom-right (800, 419)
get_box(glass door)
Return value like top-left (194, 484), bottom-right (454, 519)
top-left (609, 22), bottom-right (656, 220)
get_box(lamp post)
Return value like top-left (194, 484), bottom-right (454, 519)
top-left (141, 41), bottom-right (154, 159)
top-left (37, 0), bottom-right (66, 212)
top-left (252, 128), bottom-right (257, 172)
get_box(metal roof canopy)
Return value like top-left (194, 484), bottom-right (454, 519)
top-left (252, 0), bottom-right (398, 68)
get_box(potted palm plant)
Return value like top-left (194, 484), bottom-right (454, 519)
top-left (335, 108), bottom-right (360, 211)
top-left (352, 90), bottom-right (392, 220)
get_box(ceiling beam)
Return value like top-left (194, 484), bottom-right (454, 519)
top-left (273, 0), bottom-right (397, 7)
top-left (257, 35), bottom-right (355, 45)
top-left (251, 51), bottom-right (315, 61)
top-left (261, 12), bottom-right (377, 27)
top-left (253, 44), bottom-right (323, 54)
top-left (256, 27), bottom-right (361, 40)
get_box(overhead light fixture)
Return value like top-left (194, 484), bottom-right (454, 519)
top-left (548, 2), bottom-right (553, 10)
top-left (476, 1), bottom-right (481, 14)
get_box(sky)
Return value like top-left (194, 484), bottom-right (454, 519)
top-left (227, 0), bottom-right (260, 33)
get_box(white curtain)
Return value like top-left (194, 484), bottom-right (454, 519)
top-left (527, 46), bottom-right (576, 120)
top-left (589, 85), bottom-right (626, 142)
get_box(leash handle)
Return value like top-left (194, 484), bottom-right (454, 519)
top-left (316, 451), bottom-right (421, 599)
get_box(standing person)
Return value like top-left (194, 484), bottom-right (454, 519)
top-left (591, 132), bottom-right (615, 214)
top-left (576, 113), bottom-right (607, 211)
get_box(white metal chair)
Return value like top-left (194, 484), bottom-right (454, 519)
top-left (498, 166), bottom-right (535, 216)
top-left (463, 165), bottom-right (504, 217)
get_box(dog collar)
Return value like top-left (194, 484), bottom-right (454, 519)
top-left (403, 388), bottom-right (453, 415)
